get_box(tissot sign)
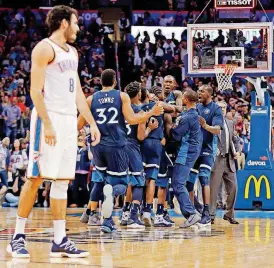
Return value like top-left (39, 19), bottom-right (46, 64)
top-left (215, 0), bottom-right (255, 9)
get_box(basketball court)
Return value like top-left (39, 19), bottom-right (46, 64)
top-left (1, 208), bottom-right (274, 267)
top-left (1, 0), bottom-right (274, 267)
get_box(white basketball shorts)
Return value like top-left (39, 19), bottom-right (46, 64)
top-left (27, 108), bottom-right (78, 181)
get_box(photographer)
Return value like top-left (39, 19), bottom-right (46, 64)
top-left (3, 139), bottom-right (28, 207)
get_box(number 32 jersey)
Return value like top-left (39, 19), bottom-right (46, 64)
top-left (43, 38), bottom-right (78, 116)
top-left (91, 89), bottom-right (127, 147)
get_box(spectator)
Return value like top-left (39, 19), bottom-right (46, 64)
top-left (173, 11), bottom-right (184, 26)
top-left (20, 107), bottom-right (30, 138)
top-left (2, 139), bottom-right (28, 207)
top-left (2, 97), bottom-right (21, 143)
top-left (80, 0), bottom-right (90, 10)
top-left (96, 12), bottom-right (104, 26)
top-left (143, 12), bottom-right (155, 26)
top-left (71, 135), bottom-right (92, 208)
top-left (237, 145), bottom-right (246, 170)
top-left (0, 137), bottom-right (10, 187)
top-left (118, 12), bottom-right (130, 41)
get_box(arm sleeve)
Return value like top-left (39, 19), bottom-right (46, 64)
top-left (212, 106), bottom-right (224, 129)
top-left (170, 116), bottom-right (189, 142)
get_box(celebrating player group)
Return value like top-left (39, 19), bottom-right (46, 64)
top-left (7, 5), bottom-right (223, 259)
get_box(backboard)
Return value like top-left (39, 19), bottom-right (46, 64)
top-left (185, 22), bottom-right (273, 77)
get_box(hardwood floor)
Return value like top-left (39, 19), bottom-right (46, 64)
top-left (0, 208), bottom-right (274, 267)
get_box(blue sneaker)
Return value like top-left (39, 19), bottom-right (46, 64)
top-left (163, 211), bottom-right (175, 226)
top-left (119, 211), bottom-right (130, 226)
top-left (50, 237), bottom-right (89, 258)
top-left (6, 234), bottom-right (30, 258)
top-left (100, 218), bottom-right (117, 233)
top-left (197, 211), bottom-right (211, 227)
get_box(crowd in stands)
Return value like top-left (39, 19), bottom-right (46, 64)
top-left (0, 5), bottom-right (273, 210)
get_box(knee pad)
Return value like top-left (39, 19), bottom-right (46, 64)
top-left (90, 182), bottom-right (104, 202)
top-left (188, 171), bottom-right (198, 185)
top-left (50, 180), bottom-right (69, 199)
top-left (199, 176), bottom-right (209, 186)
top-left (186, 181), bottom-right (194, 192)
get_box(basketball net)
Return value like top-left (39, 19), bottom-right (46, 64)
top-left (214, 64), bottom-right (237, 92)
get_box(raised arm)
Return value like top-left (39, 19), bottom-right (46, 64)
top-left (121, 92), bottom-right (163, 125)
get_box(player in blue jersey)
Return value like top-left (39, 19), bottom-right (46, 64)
top-left (161, 77), bottom-right (183, 225)
top-left (187, 85), bottom-right (223, 227)
top-left (168, 90), bottom-right (203, 228)
top-left (78, 69), bottom-right (164, 233)
top-left (141, 86), bottom-right (175, 227)
top-left (163, 75), bottom-right (182, 106)
top-left (120, 82), bottom-right (159, 228)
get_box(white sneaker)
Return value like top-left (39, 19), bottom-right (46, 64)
top-left (142, 212), bottom-right (152, 227)
top-left (154, 214), bottom-right (173, 227)
top-left (102, 185), bottom-right (113, 219)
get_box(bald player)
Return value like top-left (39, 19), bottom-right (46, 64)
top-left (163, 75), bottom-right (182, 108)
top-left (187, 85), bottom-right (223, 227)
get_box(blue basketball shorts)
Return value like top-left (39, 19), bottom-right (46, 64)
top-left (188, 153), bottom-right (215, 185)
top-left (156, 150), bottom-right (173, 188)
top-left (91, 143), bottom-right (129, 186)
top-left (140, 138), bottom-right (162, 180)
top-left (126, 141), bottom-right (145, 187)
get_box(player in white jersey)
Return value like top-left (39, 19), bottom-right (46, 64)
top-left (7, 5), bottom-right (100, 259)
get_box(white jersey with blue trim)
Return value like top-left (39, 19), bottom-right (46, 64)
top-left (43, 38), bottom-right (78, 116)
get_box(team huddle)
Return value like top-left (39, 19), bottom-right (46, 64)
top-left (6, 5), bottom-right (224, 259)
top-left (78, 70), bottom-right (223, 233)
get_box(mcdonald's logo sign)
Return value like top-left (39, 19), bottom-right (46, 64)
top-left (244, 175), bottom-right (271, 199)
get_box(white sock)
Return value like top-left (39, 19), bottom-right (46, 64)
top-left (53, 220), bottom-right (66, 245)
top-left (13, 215), bottom-right (27, 239)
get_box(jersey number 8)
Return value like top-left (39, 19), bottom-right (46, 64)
top-left (96, 108), bottom-right (118, 124)
top-left (69, 78), bottom-right (74, 92)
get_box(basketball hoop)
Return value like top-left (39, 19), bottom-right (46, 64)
top-left (214, 64), bottom-right (237, 92)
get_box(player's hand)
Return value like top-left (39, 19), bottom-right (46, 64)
top-left (152, 102), bottom-right (164, 116)
top-left (161, 137), bottom-right (166, 146)
top-left (199, 116), bottom-right (207, 128)
top-left (44, 122), bottom-right (57, 146)
top-left (148, 117), bottom-right (159, 130)
top-left (90, 124), bottom-right (101, 146)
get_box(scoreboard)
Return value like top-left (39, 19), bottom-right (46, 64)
top-left (215, 0), bottom-right (256, 9)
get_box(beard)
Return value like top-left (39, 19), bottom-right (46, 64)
top-left (65, 27), bottom-right (76, 43)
